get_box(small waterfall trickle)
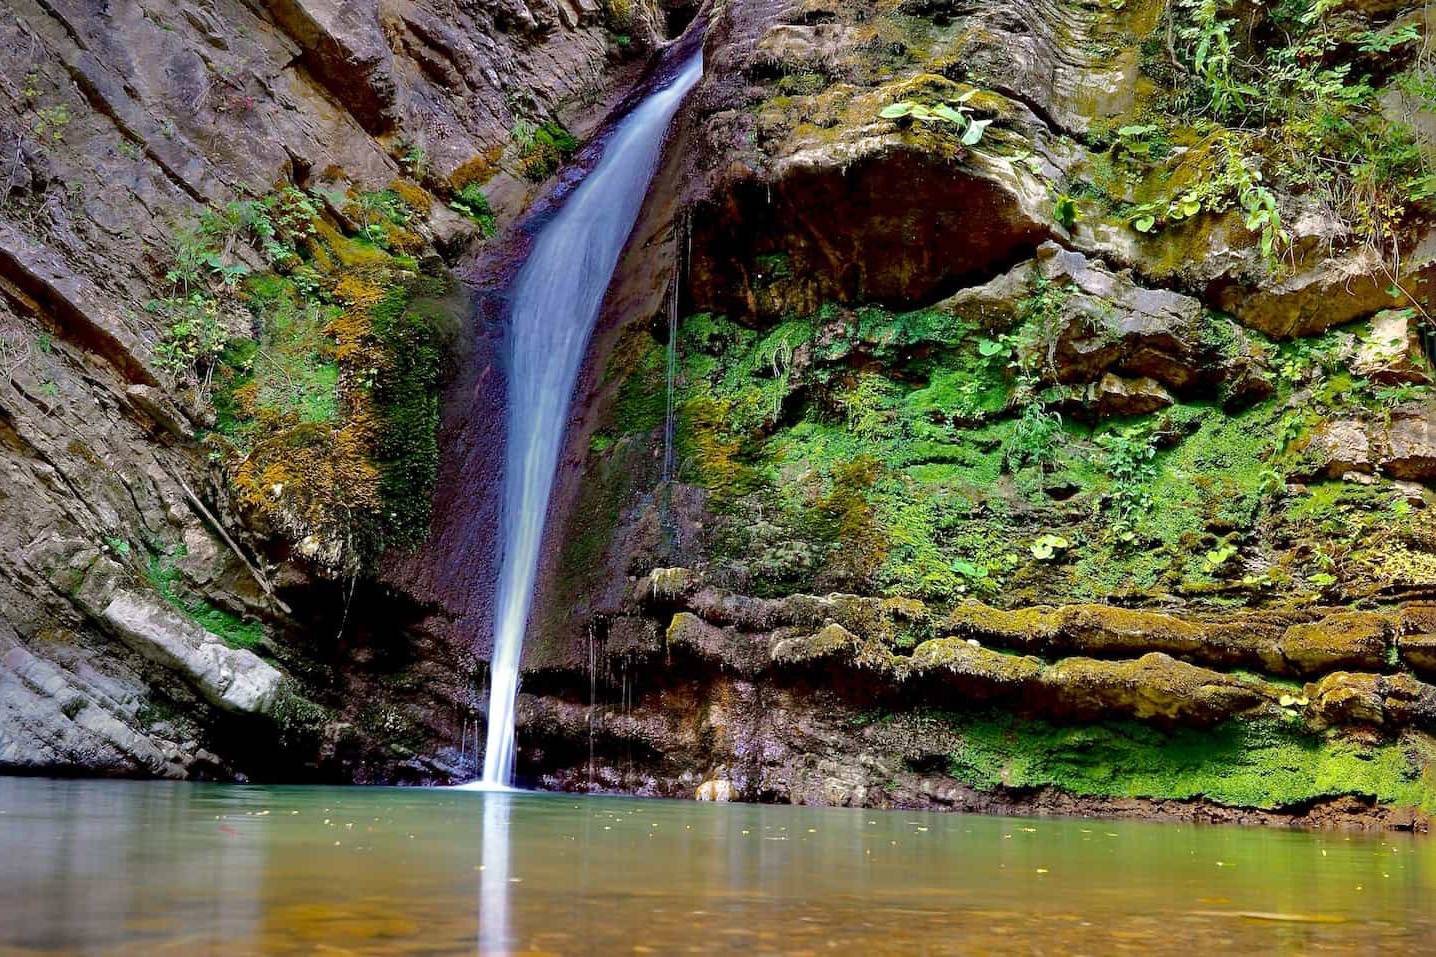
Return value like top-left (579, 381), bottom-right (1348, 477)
top-left (479, 49), bottom-right (704, 787)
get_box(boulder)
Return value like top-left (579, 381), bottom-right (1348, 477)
top-left (695, 779), bottom-right (740, 801)
top-left (99, 592), bottom-right (282, 715)
top-left (1354, 310), bottom-right (1432, 385)
top-left (1305, 419), bottom-right (1374, 478)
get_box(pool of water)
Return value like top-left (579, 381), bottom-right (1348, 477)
top-left (0, 778), bottom-right (1431, 955)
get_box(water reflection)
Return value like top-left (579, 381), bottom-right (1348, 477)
top-left (478, 789), bottom-right (511, 954)
top-left (1, 778), bottom-right (1433, 955)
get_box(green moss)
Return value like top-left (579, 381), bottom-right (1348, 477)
top-left (369, 278), bottom-right (455, 552)
top-left (516, 121), bottom-right (579, 182)
top-left (145, 548), bottom-right (266, 651)
top-left (941, 712), bottom-right (1435, 811)
top-left (610, 335), bottom-right (668, 435)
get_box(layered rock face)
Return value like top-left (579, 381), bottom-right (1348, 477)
top-left (526, 0), bottom-right (1436, 824)
top-left (0, 0), bottom-right (643, 779)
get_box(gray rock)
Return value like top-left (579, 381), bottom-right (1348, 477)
top-left (100, 592), bottom-right (282, 715)
top-left (1307, 419), bottom-right (1374, 477)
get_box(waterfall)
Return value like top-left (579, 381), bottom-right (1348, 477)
top-left (479, 48), bottom-right (704, 787)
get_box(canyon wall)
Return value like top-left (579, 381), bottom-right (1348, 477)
top-left (520, 0), bottom-right (1436, 825)
top-left (0, 0), bottom-right (653, 781)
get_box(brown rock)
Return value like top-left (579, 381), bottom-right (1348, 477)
top-left (1306, 673), bottom-right (1387, 726)
top-left (1215, 246), bottom-right (1419, 339)
top-left (1380, 402), bottom-right (1436, 481)
top-left (1306, 671), bottom-right (1436, 729)
top-left (1090, 373), bottom-right (1174, 418)
top-left (1398, 634), bottom-right (1436, 678)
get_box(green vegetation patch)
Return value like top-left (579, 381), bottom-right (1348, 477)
top-left (153, 184), bottom-right (459, 572)
top-left (146, 547), bottom-right (265, 651)
top-left (942, 712), bottom-right (1436, 811)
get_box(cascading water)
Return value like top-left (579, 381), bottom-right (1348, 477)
top-left (479, 48), bottom-right (704, 787)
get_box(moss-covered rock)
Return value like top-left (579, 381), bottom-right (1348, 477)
top-left (1399, 634), bottom-right (1436, 679)
top-left (1273, 612), bottom-right (1393, 677)
top-left (1036, 653), bottom-right (1277, 726)
top-left (1305, 671), bottom-right (1436, 731)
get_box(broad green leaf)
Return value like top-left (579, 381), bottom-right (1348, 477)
top-left (961, 117), bottom-right (992, 145)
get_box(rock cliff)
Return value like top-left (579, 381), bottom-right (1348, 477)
top-left (0, 0), bottom-right (648, 780)
top-left (523, 0), bottom-right (1436, 825)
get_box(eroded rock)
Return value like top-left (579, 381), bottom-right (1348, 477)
top-left (1089, 373), bottom-right (1174, 418)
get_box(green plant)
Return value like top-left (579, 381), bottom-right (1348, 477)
top-left (1053, 194), bottom-right (1080, 230)
top-left (31, 105), bottom-right (70, 145)
top-left (1029, 534), bottom-right (1071, 560)
top-left (148, 293), bottom-right (229, 387)
top-left (1096, 426), bottom-right (1157, 544)
top-left (398, 140), bottom-right (428, 178)
top-left (449, 184), bottom-right (497, 237)
top-left (1203, 541), bottom-right (1238, 570)
top-left (879, 90), bottom-right (992, 145)
top-left (514, 121), bottom-right (579, 182)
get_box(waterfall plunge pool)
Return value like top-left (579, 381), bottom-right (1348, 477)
top-left (1, 777), bottom-right (1432, 954)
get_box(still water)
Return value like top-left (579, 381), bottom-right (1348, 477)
top-left (0, 778), bottom-right (1432, 955)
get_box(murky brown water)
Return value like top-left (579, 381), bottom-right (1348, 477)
top-left (0, 778), bottom-right (1432, 955)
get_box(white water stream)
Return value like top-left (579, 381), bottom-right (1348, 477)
top-left (480, 49), bottom-right (703, 787)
